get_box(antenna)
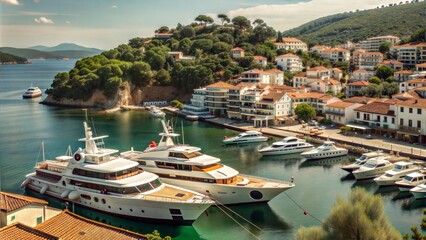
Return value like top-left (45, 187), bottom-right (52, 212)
top-left (181, 120), bottom-right (185, 145)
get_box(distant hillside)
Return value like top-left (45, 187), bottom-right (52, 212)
top-left (29, 43), bottom-right (103, 54)
top-left (283, 1), bottom-right (426, 45)
top-left (0, 45), bottom-right (103, 59)
top-left (0, 51), bottom-right (29, 64)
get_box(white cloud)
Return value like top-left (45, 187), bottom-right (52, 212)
top-left (34, 17), bottom-right (54, 24)
top-left (65, 21), bottom-right (71, 24)
top-left (111, 5), bottom-right (117, 8)
top-left (227, 0), bottom-right (401, 31)
top-left (0, 0), bottom-right (21, 5)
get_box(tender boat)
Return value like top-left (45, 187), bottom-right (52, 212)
top-left (120, 120), bottom-right (295, 205)
top-left (373, 161), bottom-right (420, 186)
top-left (258, 136), bottom-right (313, 156)
top-left (340, 151), bottom-right (385, 173)
top-left (395, 171), bottom-right (426, 192)
top-left (300, 141), bottom-right (348, 160)
top-left (22, 122), bottom-right (213, 225)
top-left (223, 130), bottom-right (268, 145)
top-left (22, 86), bottom-right (42, 98)
top-left (149, 107), bottom-right (166, 118)
top-left (353, 157), bottom-right (394, 180)
top-left (410, 182), bottom-right (426, 199)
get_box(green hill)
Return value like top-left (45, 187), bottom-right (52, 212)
top-left (29, 43), bottom-right (103, 54)
top-left (0, 46), bottom-right (102, 59)
top-left (0, 52), bottom-right (28, 64)
top-left (283, 1), bottom-right (426, 45)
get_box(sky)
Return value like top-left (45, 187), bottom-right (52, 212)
top-left (1, 0), bottom-right (401, 50)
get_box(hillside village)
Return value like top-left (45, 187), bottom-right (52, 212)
top-left (181, 34), bottom-right (426, 145)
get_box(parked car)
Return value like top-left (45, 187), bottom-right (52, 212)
top-left (318, 125), bottom-right (326, 130)
top-left (308, 120), bottom-right (318, 126)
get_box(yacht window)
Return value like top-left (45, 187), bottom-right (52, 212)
top-left (377, 164), bottom-right (385, 168)
top-left (404, 176), bottom-right (413, 181)
top-left (149, 179), bottom-right (162, 189)
top-left (364, 163), bottom-right (376, 168)
top-left (358, 155), bottom-right (367, 160)
top-left (394, 165), bottom-right (404, 171)
top-left (413, 177), bottom-right (419, 182)
top-left (384, 173), bottom-right (393, 177)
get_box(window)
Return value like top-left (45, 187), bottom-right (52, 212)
top-left (37, 216), bottom-right (43, 225)
top-left (400, 119), bottom-right (404, 126)
top-left (392, 118), bottom-right (395, 124)
top-left (418, 109), bottom-right (422, 114)
top-left (384, 116), bottom-right (387, 122)
top-left (409, 120), bottom-right (412, 127)
top-left (409, 108), bottom-right (413, 113)
top-left (400, 107), bottom-right (404, 112)
top-left (357, 112), bottom-right (360, 118)
top-left (418, 121), bottom-right (421, 128)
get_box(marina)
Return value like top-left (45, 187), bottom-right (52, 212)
top-left (1, 60), bottom-right (426, 239)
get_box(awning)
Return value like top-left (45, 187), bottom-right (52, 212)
top-left (346, 124), bottom-right (371, 130)
top-left (397, 131), bottom-right (420, 136)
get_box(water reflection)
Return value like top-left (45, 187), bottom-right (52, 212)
top-left (392, 191), bottom-right (413, 201)
top-left (401, 198), bottom-right (426, 210)
top-left (340, 173), bottom-right (356, 182)
top-left (351, 179), bottom-right (377, 192)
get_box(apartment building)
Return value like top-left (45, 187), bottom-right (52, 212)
top-left (356, 35), bottom-right (400, 52)
top-left (346, 81), bottom-right (370, 97)
top-left (353, 50), bottom-right (384, 70)
top-left (325, 101), bottom-right (363, 125)
top-left (274, 37), bottom-right (308, 52)
top-left (350, 69), bottom-right (375, 81)
top-left (230, 47), bottom-right (245, 58)
top-left (289, 92), bottom-right (340, 115)
top-left (275, 54), bottom-right (303, 72)
top-left (353, 101), bottom-right (397, 136)
top-left (253, 56), bottom-right (267, 67)
top-left (396, 99), bottom-right (426, 143)
top-left (321, 47), bottom-right (350, 63)
top-left (399, 78), bottom-right (426, 93)
top-left (395, 42), bottom-right (426, 68)
top-left (378, 60), bottom-right (404, 70)
top-left (394, 70), bottom-right (414, 82)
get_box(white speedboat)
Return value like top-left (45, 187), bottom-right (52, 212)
top-left (300, 141), bottom-right (348, 160)
top-left (22, 122), bottom-right (213, 225)
top-left (395, 171), bottom-right (426, 192)
top-left (149, 107), bottom-right (166, 118)
top-left (223, 130), bottom-right (268, 145)
top-left (258, 136), bottom-right (313, 156)
top-left (352, 157), bottom-right (394, 180)
top-left (410, 182), bottom-right (426, 199)
top-left (340, 151), bottom-right (385, 173)
top-left (121, 120), bottom-right (295, 205)
top-left (374, 161), bottom-right (420, 186)
top-left (22, 86), bottom-right (42, 98)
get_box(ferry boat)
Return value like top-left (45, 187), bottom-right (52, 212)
top-left (223, 130), bottom-right (268, 145)
top-left (352, 157), bottom-right (394, 180)
top-left (373, 161), bottom-right (420, 186)
top-left (21, 122), bottom-right (213, 225)
top-left (340, 151), bottom-right (385, 173)
top-left (300, 141), bottom-right (348, 160)
top-left (22, 86), bottom-right (42, 98)
top-left (395, 171), bottom-right (426, 192)
top-left (120, 120), bottom-right (295, 205)
top-left (258, 136), bottom-right (313, 156)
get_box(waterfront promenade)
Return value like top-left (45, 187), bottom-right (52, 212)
top-left (203, 117), bottom-right (426, 161)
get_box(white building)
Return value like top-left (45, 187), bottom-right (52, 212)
top-left (293, 66), bottom-right (343, 95)
top-left (321, 48), bottom-right (350, 63)
top-left (353, 101), bottom-right (397, 136)
top-left (253, 56), bottom-right (267, 67)
top-left (289, 92), bottom-right (340, 114)
top-left (353, 50), bottom-right (384, 70)
top-left (275, 54), bottom-right (303, 72)
top-left (395, 42), bottom-right (426, 68)
top-left (351, 69), bottom-right (375, 82)
top-left (274, 37), bottom-right (308, 52)
top-left (396, 99), bottom-right (426, 143)
top-left (394, 70), bottom-right (414, 83)
top-left (346, 81), bottom-right (370, 97)
top-left (230, 47), bottom-right (245, 58)
top-left (399, 78), bottom-right (426, 93)
top-left (325, 101), bottom-right (363, 125)
top-left (356, 35), bottom-right (400, 52)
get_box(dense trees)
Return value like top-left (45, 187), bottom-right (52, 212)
top-left (295, 188), bottom-right (400, 240)
top-left (294, 103), bottom-right (316, 121)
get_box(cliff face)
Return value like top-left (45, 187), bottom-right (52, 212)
top-left (42, 84), bottom-right (192, 109)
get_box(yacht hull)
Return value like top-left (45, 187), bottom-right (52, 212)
top-left (259, 146), bottom-right (313, 156)
top-left (301, 150), bottom-right (348, 160)
top-left (353, 165), bottom-right (394, 180)
top-left (410, 189), bottom-right (426, 199)
top-left (340, 164), bottom-right (360, 173)
top-left (223, 138), bottom-right (268, 145)
top-left (25, 176), bottom-right (211, 225)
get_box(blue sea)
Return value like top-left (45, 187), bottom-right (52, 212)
top-left (0, 59), bottom-right (424, 239)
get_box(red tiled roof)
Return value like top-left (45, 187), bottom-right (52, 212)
top-left (407, 79), bottom-right (426, 84)
top-left (380, 60), bottom-right (403, 65)
top-left (354, 102), bottom-right (394, 115)
top-left (205, 81), bottom-right (235, 89)
top-left (294, 72), bottom-right (307, 77)
top-left (276, 53), bottom-right (299, 58)
top-left (397, 99), bottom-right (426, 108)
top-left (264, 68), bottom-right (283, 73)
top-left (416, 63), bottom-right (426, 68)
top-left (353, 69), bottom-right (374, 73)
top-left (323, 47), bottom-right (349, 53)
top-left (0, 192), bottom-right (47, 212)
top-left (282, 37), bottom-right (305, 43)
top-left (253, 55), bottom-right (267, 60)
top-left (327, 101), bottom-right (356, 108)
top-left (347, 81), bottom-right (370, 86)
top-left (35, 210), bottom-right (147, 240)
top-left (289, 92), bottom-right (327, 99)
top-left (343, 96), bottom-right (375, 104)
top-left (0, 222), bottom-right (58, 240)
top-left (307, 66), bottom-right (329, 71)
top-left (332, 68), bottom-right (343, 72)
top-left (260, 91), bottom-right (286, 102)
top-left (231, 47), bottom-right (244, 51)
top-left (394, 70), bottom-right (414, 74)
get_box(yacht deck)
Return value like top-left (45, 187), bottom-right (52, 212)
top-left (145, 185), bottom-right (196, 201)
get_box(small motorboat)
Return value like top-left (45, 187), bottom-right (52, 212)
top-left (353, 156), bottom-right (394, 180)
top-left (374, 161), bottom-right (420, 186)
top-left (340, 151), bottom-right (385, 173)
top-left (23, 86), bottom-right (42, 98)
top-left (149, 107), bottom-right (166, 118)
top-left (395, 170), bottom-right (426, 192)
top-left (223, 130), bottom-right (268, 145)
top-left (258, 136), bottom-right (313, 156)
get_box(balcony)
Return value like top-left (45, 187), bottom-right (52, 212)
top-left (325, 110), bottom-right (344, 116)
top-left (205, 99), bottom-right (228, 104)
top-left (398, 126), bottom-right (421, 134)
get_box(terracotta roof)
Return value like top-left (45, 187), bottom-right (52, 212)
top-left (397, 99), bottom-right (426, 108)
top-left (380, 60), bottom-right (403, 65)
top-left (326, 101), bottom-right (357, 108)
top-left (332, 68), bottom-right (343, 72)
top-left (394, 70), bottom-right (414, 74)
top-left (242, 69), bottom-right (264, 74)
top-left (307, 66), bottom-right (329, 71)
top-left (347, 81), bottom-right (370, 86)
top-left (353, 69), bottom-right (374, 73)
top-left (354, 102), bottom-right (394, 115)
top-left (289, 92), bottom-right (327, 99)
top-left (397, 42), bottom-right (426, 47)
top-left (253, 55), bottom-right (267, 60)
top-left (231, 47), bottom-right (244, 51)
top-left (323, 47), bottom-right (349, 53)
top-left (270, 85), bottom-right (295, 91)
top-left (393, 91), bottom-right (420, 100)
top-left (407, 79), bottom-right (426, 84)
top-left (264, 68), bottom-right (283, 73)
top-left (205, 81), bottom-right (235, 89)
top-left (344, 96), bottom-right (375, 104)
top-left (294, 72), bottom-right (307, 77)
top-left (35, 210), bottom-right (147, 240)
top-left (0, 222), bottom-right (58, 240)
top-left (416, 63), bottom-right (426, 68)
top-left (0, 192), bottom-right (47, 212)
top-left (319, 95), bottom-right (335, 101)
top-left (370, 35), bottom-right (399, 39)
top-left (276, 53), bottom-right (299, 58)
top-left (282, 37), bottom-right (305, 43)
top-left (260, 91), bottom-right (286, 102)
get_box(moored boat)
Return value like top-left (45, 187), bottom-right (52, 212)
top-left (258, 136), bottom-right (313, 156)
top-left (300, 141), bottom-right (348, 160)
top-left (395, 171), bottom-right (426, 192)
top-left (22, 122), bottom-right (213, 225)
top-left (121, 120), bottom-right (295, 205)
top-left (374, 161), bottom-right (420, 186)
top-left (223, 130), bottom-right (268, 145)
top-left (353, 156), bottom-right (394, 180)
top-left (149, 107), bottom-right (166, 118)
top-left (340, 151), bottom-right (385, 173)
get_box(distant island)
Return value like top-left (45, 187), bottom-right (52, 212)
top-left (0, 43), bottom-right (104, 60)
top-left (0, 52), bottom-right (29, 64)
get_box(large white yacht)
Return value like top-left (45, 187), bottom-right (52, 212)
top-left (373, 161), bottom-right (420, 186)
top-left (121, 121), bottom-right (295, 205)
top-left (352, 157), bottom-right (394, 180)
top-left (223, 130), bottom-right (268, 145)
top-left (258, 136), bottom-right (314, 156)
top-left (22, 122), bottom-right (213, 225)
top-left (395, 171), bottom-right (426, 192)
top-left (300, 141), bottom-right (348, 160)
top-left (340, 151), bottom-right (385, 173)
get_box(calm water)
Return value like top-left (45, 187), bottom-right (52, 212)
top-left (0, 60), bottom-right (424, 239)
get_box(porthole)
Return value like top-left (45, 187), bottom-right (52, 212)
top-left (101, 199), bottom-right (106, 204)
top-left (141, 210), bottom-right (144, 213)
top-left (108, 206), bottom-right (111, 209)
top-left (94, 197), bottom-right (99, 203)
top-left (250, 190), bottom-right (263, 200)
top-left (119, 207), bottom-right (122, 211)
top-left (130, 209), bottom-right (133, 212)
